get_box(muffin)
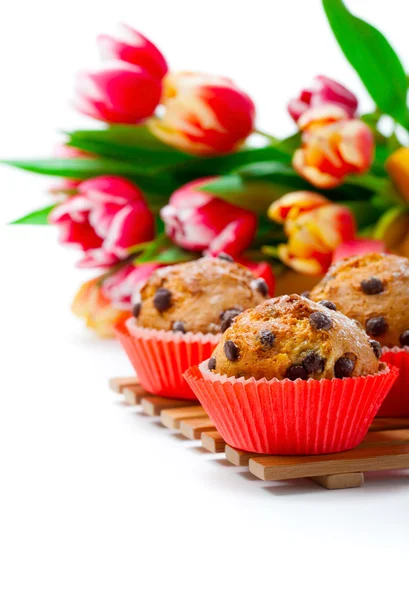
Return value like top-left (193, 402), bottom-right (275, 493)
top-left (133, 256), bottom-right (268, 334)
top-left (117, 256), bottom-right (269, 399)
top-left (310, 253), bottom-right (409, 416)
top-left (310, 253), bottom-right (409, 348)
top-left (184, 295), bottom-right (398, 454)
top-left (210, 294), bottom-right (380, 381)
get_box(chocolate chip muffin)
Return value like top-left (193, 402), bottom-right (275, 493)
top-left (132, 256), bottom-right (269, 335)
top-left (310, 253), bottom-right (409, 348)
top-left (208, 294), bottom-right (380, 380)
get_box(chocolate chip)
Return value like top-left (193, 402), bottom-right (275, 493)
top-left (399, 330), bottom-right (409, 346)
top-left (334, 356), bottom-right (355, 379)
top-left (220, 308), bottom-right (241, 333)
top-left (172, 321), bottom-right (185, 333)
top-left (252, 278), bottom-right (269, 297)
top-left (360, 277), bottom-right (384, 295)
top-left (303, 352), bottom-right (325, 374)
top-left (318, 300), bottom-right (337, 311)
top-left (153, 288), bottom-right (172, 312)
top-left (208, 357), bottom-right (216, 371)
top-left (286, 365), bottom-right (308, 381)
top-left (224, 340), bottom-right (240, 362)
top-left (309, 312), bottom-right (332, 331)
top-left (300, 291), bottom-right (310, 299)
top-left (132, 303), bottom-right (141, 318)
top-left (259, 329), bottom-right (275, 349)
top-left (366, 316), bottom-right (387, 337)
top-left (218, 253), bottom-right (234, 262)
top-left (370, 340), bottom-right (382, 359)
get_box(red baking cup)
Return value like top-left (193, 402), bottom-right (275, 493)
top-left (377, 346), bottom-right (409, 417)
top-left (184, 364), bottom-right (399, 455)
top-left (115, 318), bottom-right (220, 399)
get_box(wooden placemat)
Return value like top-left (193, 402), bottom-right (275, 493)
top-left (110, 376), bottom-right (409, 490)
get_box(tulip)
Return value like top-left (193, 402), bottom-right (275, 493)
top-left (49, 176), bottom-right (155, 268)
top-left (385, 147), bottom-right (409, 205)
top-left (72, 278), bottom-right (131, 337)
top-left (268, 191), bottom-right (356, 275)
top-left (288, 75), bottom-right (358, 122)
top-left (160, 177), bottom-right (257, 257)
top-left (293, 106), bottom-right (374, 188)
top-left (98, 24), bottom-right (168, 81)
top-left (74, 66), bottom-right (162, 124)
top-left (101, 262), bottom-right (160, 309)
top-left (149, 72), bottom-right (255, 155)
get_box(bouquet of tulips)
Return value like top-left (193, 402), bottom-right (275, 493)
top-left (5, 0), bottom-right (409, 336)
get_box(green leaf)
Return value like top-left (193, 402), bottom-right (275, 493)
top-left (10, 204), bottom-right (56, 225)
top-left (2, 158), bottom-right (177, 197)
top-left (322, 0), bottom-right (409, 128)
top-left (200, 174), bottom-right (296, 214)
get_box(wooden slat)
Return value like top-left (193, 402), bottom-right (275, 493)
top-left (225, 445), bottom-right (261, 467)
top-left (179, 418), bottom-right (215, 440)
top-left (109, 376), bottom-right (139, 393)
top-left (122, 384), bottom-right (146, 405)
top-left (361, 429), bottom-right (409, 446)
top-left (201, 431), bottom-right (225, 453)
top-left (161, 406), bottom-right (206, 429)
top-left (141, 396), bottom-right (197, 416)
top-left (369, 417), bottom-right (409, 432)
top-left (249, 443), bottom-right (409, 481)
top-left (311, 473), bottom-right (364, 490)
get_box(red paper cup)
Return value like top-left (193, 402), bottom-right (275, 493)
top-left (377, 346), bottom-right (409, 417)
top-left (184, 363), bottom-right (398, 455)
top-left (115, 318), bottom-right (220, 399)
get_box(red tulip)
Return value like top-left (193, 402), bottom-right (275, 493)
top-left (332, 239), bottom-right (386, 263)
top-left (101, 262), bottom-right (160, 309)
top-left (49, 176), bottom-right (155, 268)
top-left (98, 24), bottom-right (168, 81)
top-left (149, 72), bottom-right (255, 155)
top-left (288, 75), bottom-right (358, 122)
top-left (74, 66), bottom-right (162, 124)
top-left (160, 177), bottom-right (257, 256)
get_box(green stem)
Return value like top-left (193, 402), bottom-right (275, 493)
top-left (254, 129), bottom-right (279, 144)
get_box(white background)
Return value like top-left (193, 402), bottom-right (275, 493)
top-left (1, 1), bottom-right (409, 599)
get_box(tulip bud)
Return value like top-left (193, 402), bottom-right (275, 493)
top-left (160, 177), bottom-right (257, 256)
top-left (49, 176), bottom-right (155, 268)
top-left (72, 278), bottom-right (130, 337)
top-left (269, 192), bottom-right (356, 275)
top-left (98, 24), bottom-right (168, 81)
top-left (288, 75), bottom-right (358, 122)
top-left (149, 72), bottom-right (255, 155)
top-left (293, 112), bottom-right (374, 188)
top-left (74, 66), bottom-right (162, 124)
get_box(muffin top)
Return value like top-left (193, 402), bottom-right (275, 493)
top-left (132, 256), bottom-right (269, 334)
top-left (310, 253), bottom-right (409, 348)
top-left (209, 294), bottom-right (381, 381)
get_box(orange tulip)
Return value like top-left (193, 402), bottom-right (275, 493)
top-left (293, 105), bottom-right (374, 188)
top-left (72, 278), bottom-right (130, 337)
top-left (268, 192), bottom-right (356, 275)
top-left (385, 147), bottom-right (409, 205)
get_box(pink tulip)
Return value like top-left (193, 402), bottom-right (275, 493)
top-left (160, 177), bottom-right (257, 257)
top-left (98, 24), bottom-right (168, 81)
top-left (288, 75), bottom-right (358, 122)
top-left (102, 262), bottom-right (160, 309)
top-left (74, 66), bottom-right (162, 124)
top-left (149, 72), bottom-right (255, 155)
top-left (49, 176), bottom-right (155, 268)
